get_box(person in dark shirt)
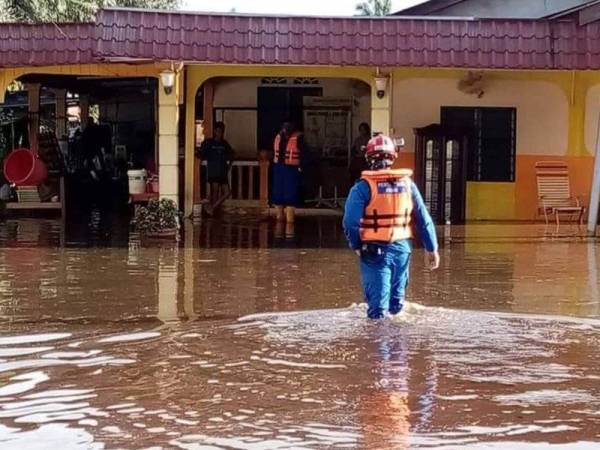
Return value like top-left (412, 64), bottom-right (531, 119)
top-left (349, 122), bottom-right (371, 184)
top-left (197, 122), bottom-right (234, 215)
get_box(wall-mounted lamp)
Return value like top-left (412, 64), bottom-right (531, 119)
top-left (393, 137), bottom-right (405, 147)
top-left (374, 75), bottom-right (389, 99)
top-left (160, 69), bottom-right (176, 95)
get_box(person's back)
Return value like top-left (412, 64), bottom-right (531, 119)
top-left (271, 122), bottom-right (304, 223)
top-left (343, 134), bottom-right (440, 319)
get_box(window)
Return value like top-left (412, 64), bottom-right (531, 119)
top-left (441, 106), bottom-right (516, 182)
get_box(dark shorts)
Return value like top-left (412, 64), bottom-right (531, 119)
top-left (206, 176), bottom-right (229, 185)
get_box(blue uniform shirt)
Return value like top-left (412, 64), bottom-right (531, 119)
top-left (343, 179), bottom-right (438, 253)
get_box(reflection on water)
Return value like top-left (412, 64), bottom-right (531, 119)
top-left (0, 217), bottom-right (600, 448)
top-left (1, 306), bottom-right (600, 449)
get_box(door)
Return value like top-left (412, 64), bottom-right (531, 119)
top-left (415, 125), bottom-right (468, 225)
top-left (257, 86), bottom-right (322, 151)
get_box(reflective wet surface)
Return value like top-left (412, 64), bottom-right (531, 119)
top-left (1, 216), bottom-right (600, 449)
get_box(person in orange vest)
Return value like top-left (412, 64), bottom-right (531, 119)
top-left (343, 134), bottom-right (440, 319)
top-left (271, 122), bottom-right (304, 223)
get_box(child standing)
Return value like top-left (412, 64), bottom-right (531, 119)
top-left (343, 134), bottom-right (440, 319)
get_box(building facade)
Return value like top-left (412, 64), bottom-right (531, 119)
top-left (1, 8), bottom-right (600, 223)
top-left (394, 0), bottom-right (594, 19)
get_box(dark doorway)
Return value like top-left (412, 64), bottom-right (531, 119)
top-left (414, 124), bottom-right (469, 225)
top-left (257, 86), bottom-right (322, 151)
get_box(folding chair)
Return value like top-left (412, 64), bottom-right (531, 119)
top-left (535, 161), bottom-right (585, 226)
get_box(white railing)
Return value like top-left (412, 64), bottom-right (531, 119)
top-left (201, 160), bottom-right (268, 203)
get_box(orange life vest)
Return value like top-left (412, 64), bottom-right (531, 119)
top-left (273, 133), bottom-right (301, 166)
top-left (360, 169), bottom-right (414, 243)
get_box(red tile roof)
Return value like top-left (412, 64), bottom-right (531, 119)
top-left (0, 8), bottom-right (599, 70)
top-left (95, 10), bottom-right (556, 68)
top-left (0, 23), bottom-right (94, 67)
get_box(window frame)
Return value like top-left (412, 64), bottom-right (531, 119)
top-left (440, 106), bottom-right (517, 183)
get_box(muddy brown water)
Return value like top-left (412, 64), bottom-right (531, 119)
top-left (1, 217), bottom-right (600, 449)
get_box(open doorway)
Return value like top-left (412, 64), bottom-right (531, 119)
top-left (194, 76), bottom-right (371, 207)
top-left (256, 85), bottom-right (322, 151)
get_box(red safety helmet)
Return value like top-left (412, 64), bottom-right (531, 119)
top-left (365, 134), bottom-right (398, 162)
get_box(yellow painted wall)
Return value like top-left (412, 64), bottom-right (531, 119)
top-left (583, 81), bottom-right (600, 153)
top-left (390, 68), bottom-right (600, 221)
top-left (393, 73), bottom-right (569, 156)
top-left (466, 155), bottom-right (593, 221)
top-left (466, 182), bottom-right (516, 220)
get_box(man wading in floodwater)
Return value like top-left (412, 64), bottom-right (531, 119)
top-left (343, 134), bottom-right (440, 319)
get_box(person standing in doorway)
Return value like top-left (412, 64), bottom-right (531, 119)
top-left (271, 121), bottom-right (305, 223)
top-left (197, 122), bottom-right (234, 215)
top-left (349, 122), bottom-right (371, 184)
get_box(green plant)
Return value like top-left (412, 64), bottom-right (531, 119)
top-left (1, 0), bottom-right (180, 23)
top-left (355, 0), bottom-right (392, 16)
top-left (134, 198), bottom-right (180, 233)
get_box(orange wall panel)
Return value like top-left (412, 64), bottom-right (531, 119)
top-left (395, 151), bottom-right (415, 172)
top-left (515, 155), bottom-right (593, 221)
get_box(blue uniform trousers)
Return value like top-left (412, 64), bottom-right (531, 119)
top-left (359, 243), bottom-right (411, 319)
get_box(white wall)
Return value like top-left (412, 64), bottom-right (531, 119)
top-left (213, 78), bottom-right (257, 108)
top-left (392, 77), bottom-right (569, 156)
top-left (211, 77), bottom-right (371, 159)
top-left (320, 78), bottom-right (371, 136)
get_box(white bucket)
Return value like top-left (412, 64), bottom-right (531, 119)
top-left (127, 169), bottom-right (147, 194)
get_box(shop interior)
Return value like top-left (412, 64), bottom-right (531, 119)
top-left (0, 76), bottom-right (158, 217)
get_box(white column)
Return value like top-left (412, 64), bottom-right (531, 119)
top-left (587, 111), bottom-right (600, 234)
top-left (371, 73), bottom-right (392, 136)
top-left (157, 73), bottom-right (181, 206)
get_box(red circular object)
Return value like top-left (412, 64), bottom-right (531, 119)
top-left (3, 148), bottom-right (48, 186)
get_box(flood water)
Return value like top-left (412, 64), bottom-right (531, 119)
top-left (1, 216), bottom-right (600, 449)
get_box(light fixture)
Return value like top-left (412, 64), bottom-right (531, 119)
top-left (374, 74), bottom-right (389, 99)
top-left (160, 69), bottom-right (176, 95)
top-left (393, 137), bottom-right (405, 147)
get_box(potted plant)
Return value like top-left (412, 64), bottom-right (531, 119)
top-left (134, 198), bottom-right (180, 238)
